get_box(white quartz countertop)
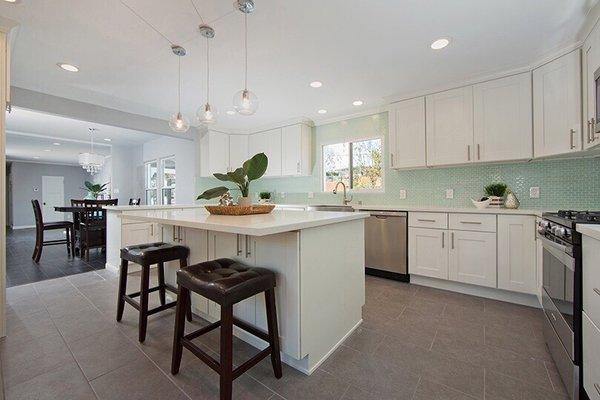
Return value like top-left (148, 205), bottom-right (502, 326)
top-left (578, 224), bottom-right (600, 241)
top-left (105, 204), bottom-right (203, 211)
top-left (118, 208), bottom-right (369, 236)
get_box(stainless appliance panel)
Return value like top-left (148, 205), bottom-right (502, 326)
top-left (364, 211), bottom-right (407, 275)
top-left (544, 311), bottom-right (579, 400)
top-left (543, 288), bottom-right (575, 358)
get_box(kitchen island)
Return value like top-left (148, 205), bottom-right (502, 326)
top-left (106, 207), bottom-right (369, 374)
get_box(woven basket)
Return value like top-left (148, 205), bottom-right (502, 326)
top-left (205, 204), bottom-right (275, 216)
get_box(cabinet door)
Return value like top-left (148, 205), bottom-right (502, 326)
top-left (474, 73), bottom-right (533, 162)
top-left (497, 215), bottom-right (536, 294)
top-left (533, 50), bottom-right (582, 157)
top-left (122, 222), bottom-right (153, 247)
top-left (449, 230), bottom-right (496, 288)
top-left (426, 86), bottom-right (474, 166)
top-left (408, 228), bottom-right (448, 279)
top-left (183, 228), bottom-right (209, 314)
top-left (388, 97), bottom-right (426, 169)
top-left (281, 124), bottom-right (312, 176)
top-left (249, 129), bottom-right (282, 176)
top-left (229, 135), bottom-right (248, 170)
top-left (584, 25), bottom-right (600, 149)
top-left (200, 131), bottom-right (229, 176)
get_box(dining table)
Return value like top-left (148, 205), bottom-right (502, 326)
top-left (54, 205), bottom-right (89, 256)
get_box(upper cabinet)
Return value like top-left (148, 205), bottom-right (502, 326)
top-left (229, 135), bottom-right (248, 171)
top-left (533, 50), bottom-right (582, 157)
top-left (199, 130), bottom-right (229, 177)
top-left (426, 87), bottom-right (474, 166)
top-left (388, 97), bottom-right (426, 169)
top-left (473, 73), bottom-right (533, 162)
top-left (281, 124), bottom-right (312, 176)
top-left (583, 21), bottom-right (600, 149)
top-left (248, 128), bottom-right (282, 177)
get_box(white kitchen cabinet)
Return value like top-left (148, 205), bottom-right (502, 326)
top-left (536, 221), bottom-right (544, 304)
top-left (449, 230), bottom-right (496, 288)
top-left (408, 227), bottom-right (448, 279)
top-left (583, 312), bottom-right (600, 400)
top-left (122, 222), bottom-right (160, 249)
top-left (497, 215), bottom-right (537, 294)
top-left (473, 73), bottom-right (533, 162)
top-left (229, 134), bottom-right (248, 171)
top-left (388, 97), bottom-right (426, 169)
top-left (584, 22), bottom-right (600, 150)
top-left (533, 50), bottom-right (582, 157)
top-left (249, 128), bottom-right (282, 176)
top-left (426, 86), bottom-right (474, 166)
top-left (199, 130), bottom-right (229, 176)
top-left (281, 124), bottom-right (312, 176)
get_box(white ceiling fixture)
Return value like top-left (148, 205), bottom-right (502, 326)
top-left (317, 109), bottom-right (327, 114)
top-left (52, 142), bottom-right (60, 146)
top-left (78, 128), bottom-right (105, 175)
top-left (103, 138), bottom-right (111, 142)
top-left (352, 100), bottom-right (364, 106)
top-left (197, 24), bottom-right (218, 125)
top-left (43, 149), bottom-right (51, 152)
top-left (233, 0), bottom-right (258, 116)
top-left (57, 62), bottom-right (79, 72)
top-left (310, 81), bottom-right (323, 88)
top-left (168, 45), bottom-right (190, 133)
top-left (430, 37), bottom-right (451, 50)
top-left (226, 110), bottom-right (236, 115)
top-left (32, 156), bottom-right (39, 159)
top-left (4, 0), bottom-right (17, 3)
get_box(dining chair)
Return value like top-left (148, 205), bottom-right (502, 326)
top-left (79, 199), bottom-right (118, 261)
top-left (31, 199), bottom-right (73, 263)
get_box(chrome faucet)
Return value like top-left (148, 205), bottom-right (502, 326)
top-left (333, 181), bottom-right (353, 205)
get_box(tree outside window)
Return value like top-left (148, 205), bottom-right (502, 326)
top-left (323, 138), bottom-right (383, 192)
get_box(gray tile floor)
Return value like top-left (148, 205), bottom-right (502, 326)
top-left (1, 272), bottom-right (569, 400)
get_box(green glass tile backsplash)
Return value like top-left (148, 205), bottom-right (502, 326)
top-left (197, 112), bottom-right (600, 210)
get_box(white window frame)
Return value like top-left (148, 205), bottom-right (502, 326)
top-left (144, 155), bottom-right (176, 205)
top-left (160, 156), bottom-right (176, 205)
top-left (321, 136), bottom-right (385, 193)
top-left (144, 160), bottom-right (158, 205)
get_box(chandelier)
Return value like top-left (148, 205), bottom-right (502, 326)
top-left (79, 128), bottom-right (105, 175)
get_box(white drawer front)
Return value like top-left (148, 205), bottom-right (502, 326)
top-left (449, 213), bottom-right (496, 232)
top-left (583, 236), bottom-right (600, 326)
top-left (583, 312), bottom-right (600, 400)
top-left (408, 212), bottom-right (447, 229)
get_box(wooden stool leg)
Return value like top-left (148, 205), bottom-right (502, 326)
top-left (66, 227), bottom-right (71, 256)
top-left (179, 258), bottom-right (193, 322)
top-left (157, 262), bottom-right (166, 306)
top-left (138, 264), bottom-right (150, 342)
top-left (171, 285), bottom-right (189, 375)
top-left (265, 288), bottom-right (282, 378)
top-left (220, 305), bottom-right (234, 400)
top-left (116, 259), bottom-right (129, 322)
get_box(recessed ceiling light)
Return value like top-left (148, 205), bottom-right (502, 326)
top-left (103, 138), bottom-right (112, 142)
top-left (57, 63), bottom-right (79, 72)
top-left (52, 142), bottom-right (61, 146)
top-left (226, 110), bottom-right (236, 115)
top-left (352, 100), bottom-right (364, 106)
top-left (4, 0), bottom-right (18, 3)
top-left (33, 156), bottom-right (40, 159)
top-left (317, 109), bottom-right (327, 114)
top-left (310, 81), bottom-right (323, 88)
top-left (430, 38), bottom-right (450, 50)
top-left (43, 149), bottom-right (51, 152)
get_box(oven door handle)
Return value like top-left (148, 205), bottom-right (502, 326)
top-left (537, 234), bottom-right (576, 271)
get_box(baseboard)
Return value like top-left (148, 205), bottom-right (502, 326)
top-left (410, 275), bottom-right (541, 308)
top-left (11, 225), bottom-right (35, 229)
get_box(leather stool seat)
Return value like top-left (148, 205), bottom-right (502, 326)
top-left (177, 258), bottom-right (275, 306)
top-left (121, 242), bottom-right (189, 265)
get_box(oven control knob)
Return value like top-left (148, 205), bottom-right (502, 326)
top-left (555, 227), bottom-right (568, 238)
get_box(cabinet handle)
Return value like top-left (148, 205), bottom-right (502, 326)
top-left (477, 144), bottom-right (481, 160)
top-left (236, 234), bottom-right (242, 256)
top-left (593, 288), bottom-right (600, 296)
top-left (460, 221), bottom-right (482, 225)
top-left (150, 224), bottom-right (154, 236)
top-left (570, 129), bottom-right (576, 149)
top-left (594, 383), bottom-right (600, 396)
top-left (417, 219), bottom-right (436, 222)
top-left (297, 161), bottom-right (300, 173)
top-left (442, 232), bottom-right (445, 248)
top-left (467, 145), bottom-right (471, 161)
top-left (245, 235), bottom-right (252, 258)
top-left (391, 153), bottom-right (394, 167)
top-left (172, 226), bottom-right (176, 242)
top-left (587, 120), bottom-right (592, 144)
top-left (451, 232), bottom-right (455, 249)
top-left (594, 118), bottom-right (599, 141)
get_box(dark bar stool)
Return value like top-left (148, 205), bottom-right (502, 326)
top-left (117, 242), bottom-right (192, 342)
top-left (171, 258), bottom-right (282, 400)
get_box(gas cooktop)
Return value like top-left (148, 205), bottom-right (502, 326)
top-left (543, 210), bottom-right (600, 229)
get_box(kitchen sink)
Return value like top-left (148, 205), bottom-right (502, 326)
top-left (306, 204), bottom-right (355, 212)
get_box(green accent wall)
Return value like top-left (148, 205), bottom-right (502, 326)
top-left (197, 112), bottom-right (600, 210)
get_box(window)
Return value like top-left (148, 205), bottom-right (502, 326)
top-left (145, 156), bottom-right (176, 205)
top-left (323, 138), bottom-right (383, 192)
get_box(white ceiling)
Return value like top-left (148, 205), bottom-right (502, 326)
top-left (1, 0), bottom-right (596, 131)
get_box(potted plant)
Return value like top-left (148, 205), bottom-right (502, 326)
top-left (484, 183), bottom-right (507, 208)
top-left (81, 181), bottom-right (108, 199)
top-left (258, 192), bottom-right (272, 204)
top-left (197, 153), bottom-right (268, 206)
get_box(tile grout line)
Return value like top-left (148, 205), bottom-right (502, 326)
top-left (543, 360), bottom-right (558, 392)
top-left (409, 376), bottom-right (422, 400)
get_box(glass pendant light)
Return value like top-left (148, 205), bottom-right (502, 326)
top-left (169, 45), bottom-right (190, 132)
top-left (233, 2), bottom-right (258, 116)
top-left (197, 25), bottom-right (218, 125)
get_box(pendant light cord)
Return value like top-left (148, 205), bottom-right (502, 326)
top-left (206, 38), bottom-right (210, 103)
top-left (190, 0), bottom-right (205, 23)
top-left (120, 0), bottom-right (174, 45)
top-left (244, 13), bottom-right (248, 90)
top-left (178, 55), bottom-right (182, 113)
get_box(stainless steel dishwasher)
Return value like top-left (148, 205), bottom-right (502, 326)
top-left (363, 210), bottom-right (409, 281)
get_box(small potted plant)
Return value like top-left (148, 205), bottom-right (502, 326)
top-left (484, 183), bottom-right (507, 208)
top-left (81, 181), bottom-right (108, 200)
top-left (258, 192), bottom-right (272, 204)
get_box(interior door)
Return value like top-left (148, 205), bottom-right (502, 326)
top-left (41, 176), bottom-right (64, 222)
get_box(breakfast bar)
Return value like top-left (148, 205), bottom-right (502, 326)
top-left (106, 207), bottom-right (369, 374)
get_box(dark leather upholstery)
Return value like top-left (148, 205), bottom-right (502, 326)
top-left (121, 242), bottom-right (189, 265)
top-left (177, 258), bottom-right (276, 307)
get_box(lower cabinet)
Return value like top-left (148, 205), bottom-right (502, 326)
top-left (583, 312), bottom-right (600, 400)
top-left (497, 215), bottom-right (537, 294)
top-left (408, 227), bottom-right (448, 279)
top-left (449, 230), bottom-right (497, 288)
top-left (122, 221), bottom-right (160, 250)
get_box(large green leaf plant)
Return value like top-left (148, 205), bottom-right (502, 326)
top-left (81, 181), bottom-right (108, 199)
top-left (197, 153), bottom-right (268, 200)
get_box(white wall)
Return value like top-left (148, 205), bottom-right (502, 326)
top-left (143, 136), bottom-right (196, 204)
top-left (93, 145), bottom-right (143, 205)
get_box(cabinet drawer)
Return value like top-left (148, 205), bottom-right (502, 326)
top-left (449, 213), bottom-right (496, 232)
top-left (408, 212), bottom-right (447, 229)
top-left (583, 236), bottom-right (600, 326)
top-left (583, 312), bottom-right (600, 400)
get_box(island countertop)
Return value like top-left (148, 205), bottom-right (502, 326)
top-left (118, 208), bottom-right (370, 236)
